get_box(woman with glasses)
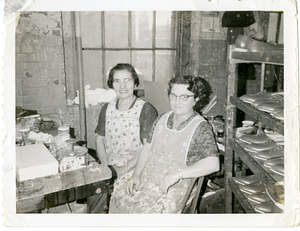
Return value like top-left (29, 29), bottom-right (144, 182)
top-left (109, 75), bottom-right (219, 213)
top-left (94, 63), bottom-right (158, 179)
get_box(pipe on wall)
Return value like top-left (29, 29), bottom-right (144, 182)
top-left (73, 12), bottom-right (87, 142)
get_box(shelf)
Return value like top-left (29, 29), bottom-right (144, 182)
top-left (231, 51), bottom-right (283, 65)
top-left (228, 178), bottom-right (256, 213)
top-left (230, 96), bottom-right (284, 135)
top-left (229, 139), bottom-right (284, 184)
top-left (229, 178), bottom-right (284, 214)
top-left (225, 44), bottom-right (285, 214)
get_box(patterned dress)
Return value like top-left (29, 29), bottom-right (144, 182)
top-left (109, 111), bottom-right (218, 213)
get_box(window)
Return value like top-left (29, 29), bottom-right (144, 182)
top-left (80, 11), bottom-right (178, 89)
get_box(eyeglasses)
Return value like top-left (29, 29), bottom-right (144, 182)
top-left (169, 93), bottom-right (195, 102)
top-left (113, 78), bottom-right (133, 85)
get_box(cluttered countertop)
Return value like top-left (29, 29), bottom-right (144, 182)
top-left (15, 107), bottom-right (112, 213)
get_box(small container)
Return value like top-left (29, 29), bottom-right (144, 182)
top-left (242, 120), bottom-right (254, 127)
top-left (17, 126), bottom-right (30, 146)
top-left (58, 125), bottom-right (70, 135)
top-left (55, 126), bottom-right (71, 151)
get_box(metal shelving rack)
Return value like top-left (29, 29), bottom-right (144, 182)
top-left (224, 45), bottom-right (284, 213)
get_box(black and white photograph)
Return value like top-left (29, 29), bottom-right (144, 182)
top-left (1, 0), bottom-right (299, 228)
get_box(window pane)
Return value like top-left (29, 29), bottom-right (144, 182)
top-left (105, 51), bottom-right (130, 79)
top-left (82, 51), bottom-right (103, 88)
top-left (105, 11), bottom-right (128, 48)
top-left (81, 12), bottom-right (102, 48)
top-left (132, 51), bottom-right (153, 88)
top-left (156, 11), bottom-right (175, 48)
top-left (132, 11), bottom-right (153, 48)
top-left (155, 50), bottom-right (174, 82)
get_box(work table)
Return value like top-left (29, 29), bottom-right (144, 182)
top-left (16, 163), bottom-right (112, 213)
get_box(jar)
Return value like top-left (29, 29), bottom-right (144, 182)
top-left (58, 125), bottom-right (70, 136)
top-left (17, 126), bottom-right (30, 146)
top-left (55, 125), bottom-right (71, 151)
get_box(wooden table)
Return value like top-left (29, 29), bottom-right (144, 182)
top-left (16, 163), bottom-right (112, 213)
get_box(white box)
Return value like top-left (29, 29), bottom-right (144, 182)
top-left (16, 143), bottom-right (59, 182)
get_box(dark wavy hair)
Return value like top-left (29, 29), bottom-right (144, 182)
top-left (168, 75), bottom-right (212, 114)
top-left (107, 63), bottom-right (140, 89)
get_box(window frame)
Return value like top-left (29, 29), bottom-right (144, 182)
top-left (81, 11), bottom-right (180, 87)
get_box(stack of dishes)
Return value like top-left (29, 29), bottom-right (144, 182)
top-left (254, 147), bottom-right (284, 161)
top-left (239, 133), bottom-right (284, 178)
top-left (264, 130), bottom-right (284, 145)
top-left (233, 176), bottom-right (284, 213)
top-left (239, 133), bottom-right (271, 144)
top-left (244, 140), bottom-right (279, 153)
top-left (265, 158), bottom-right (284, 176)
top-left (239, 91), bottom-right (284, 120)
top-left (253, 183), bottom-right (284, 213)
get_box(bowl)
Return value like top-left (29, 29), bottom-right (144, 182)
top-left (242, 120), bottom-right (254, 127)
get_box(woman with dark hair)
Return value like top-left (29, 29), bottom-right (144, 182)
top-left (109, 75), bottom-right (219, 213)
top-left (94, 63), bottom-right (158, 178)
top-left (107, 63), bottom-right (140, 89)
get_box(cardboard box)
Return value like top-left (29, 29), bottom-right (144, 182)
top-left (16, 143), bottom-right (59, 182)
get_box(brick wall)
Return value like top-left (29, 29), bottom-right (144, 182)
top-left (16, 12), bottom-right (68, 116)
top-left (15, 12), bottom-right (105, 150)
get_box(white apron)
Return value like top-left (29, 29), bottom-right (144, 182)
top-left (105, 97), bottom-right (145, 167)
top-left (109, 111), bottom-right (205, 213)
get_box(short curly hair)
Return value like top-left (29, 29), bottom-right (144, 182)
top-left (107, 63), bottom-right (140, 89)
top-left (168, 75), bottom-right (212, 114)
top-left (168, 75), bottom-right (207, 98)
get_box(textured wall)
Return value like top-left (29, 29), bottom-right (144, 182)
top-left (244, 11), bottom-right (274, 94)
top-left (15, 12), bottom-right (82, 142)
top-left (15, 12), bottom-right (102, 149)
top-left (16, 12), bottom-right (67, 116)
top-left (190, 11), bottom-right (228, 118)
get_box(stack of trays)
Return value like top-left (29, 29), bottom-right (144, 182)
top-left (233, 176), bottom-right (284, 213)
top-left (253, 146), bottom-right (284, 160)
top-left (240, 133), bottom-right (278, 154)
top-left (265, 130), bottom-right (284, 145)
top-left (240, 91), bottom-right (273, 104)
top-left (239, 91), bottom-right (284, 120)
top-left (264, 157), bottom-right (284, 176)
top-left (239, 134), bottom-right (285, 178)
top-left (255, 147), bottom-right (284, 177)
top-left (244, 140), bottom-right (279, 153)
top-left (239, 133), bottom-right (271, 144)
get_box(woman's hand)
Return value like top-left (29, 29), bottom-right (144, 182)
top-left (160, 172), bottom-right (180, 194)
top-left (126, 174), bottom-right (141, 196)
